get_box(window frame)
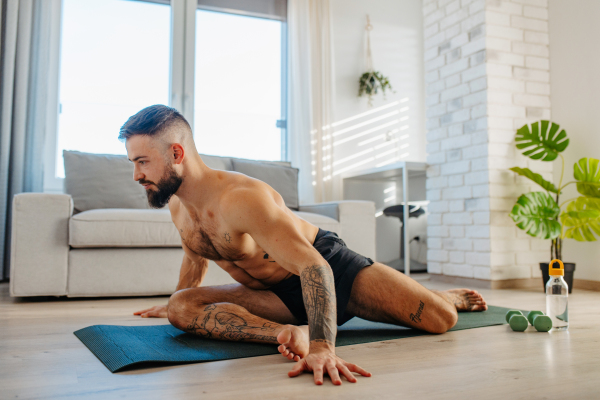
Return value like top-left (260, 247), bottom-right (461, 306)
top-left (43, 0), bottom-right (288, 193)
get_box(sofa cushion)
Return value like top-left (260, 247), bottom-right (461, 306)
top-left (69, 209), bottom-right (339, 249)
top-left (232, 159), bottom-right (299, 210)
top-left (293, 211), bottom-right (340, 232)
top-left (64, 150), bottom-right (293, 213)
top-left (200, 153), bottom-right (292, 170)
top-left (69, 209), bottom-right (180, 248)
top-left (64, 150), bottom-right (149, 212)
top-left (199, 154), bottom-right (233, 170)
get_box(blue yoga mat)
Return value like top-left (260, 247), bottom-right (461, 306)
top-left (74, 305), bottom-right (519, 373)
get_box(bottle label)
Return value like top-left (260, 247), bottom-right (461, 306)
top-left (552, 285), bottom-right (561, 295)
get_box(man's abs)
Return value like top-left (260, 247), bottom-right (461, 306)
top-left (181, 211), bottom-right (320, 289)
top-left (205, 216), bottom-right (319, 289)
top-left (212, 259), bottom-right (290, 289)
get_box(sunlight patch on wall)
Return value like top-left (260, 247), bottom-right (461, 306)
top-left (332, 157), bottom-right (376, 176)
top-left (311, 98), bottom-right (412, 182)
top-left (333, 120), bottom-right (400, 147)
top-left (325, 101), bottom-right (400, 129)
top-left (331, 111), bottom-right (400, 137)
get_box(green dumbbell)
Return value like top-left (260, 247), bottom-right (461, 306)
top-left (505, 310), bottom-right (524, 323)
top-left (509, 314), bottom-right (529, 331)
top-left (532, 314), bottom-right (553, 332)
top-left (527, 311), bottom-right (545, 325)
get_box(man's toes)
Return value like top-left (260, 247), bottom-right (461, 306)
top-left (278, 345), bottom-right (290, 356)
top-left (277, 329), bottom-right (292, 345)
top-left (473, 296), bottom-right (487, 306)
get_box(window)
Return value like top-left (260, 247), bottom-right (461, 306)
top-left (47, 0), bottom-right (287, 189)
top-left (194, 10), bottom-right (284, 161)
top-left (56, 0), bottom-right (171, 178)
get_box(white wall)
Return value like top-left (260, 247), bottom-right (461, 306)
top-left (330, 0), bottom-right (426, 164)
top-left (330, 0), bottom-right (426, 264)
top-left (549, 0), bottom-right (600, 282)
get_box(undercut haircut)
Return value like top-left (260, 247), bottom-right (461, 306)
top-left (118, 104), bottom-right (191, 143)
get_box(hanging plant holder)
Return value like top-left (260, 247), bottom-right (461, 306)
top-left (358, 15), bottom-right (393, 106)
top-left (359, 71), bottom-right (392, 98)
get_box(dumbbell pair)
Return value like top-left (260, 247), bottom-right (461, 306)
top-left (506, 310), bottom-right (552, 332)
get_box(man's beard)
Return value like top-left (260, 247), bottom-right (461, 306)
top-left (140, 165), bottom-right (183, 209)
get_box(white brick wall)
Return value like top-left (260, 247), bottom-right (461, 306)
top-left (423, 0), bottom-right (551, 281)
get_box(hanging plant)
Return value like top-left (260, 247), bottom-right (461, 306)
top-left (358, 15), bottom-right (393, 106)
top-left (358, 71), bottom-right (392, 100)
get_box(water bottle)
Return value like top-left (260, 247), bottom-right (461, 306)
top-left (546, 259), bottom-right (568, 330)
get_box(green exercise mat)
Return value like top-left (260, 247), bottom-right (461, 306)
top-left (74, 305), bottom-right (521, 373)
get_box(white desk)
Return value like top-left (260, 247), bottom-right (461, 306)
top-left (342, 161), bottom-right (428, 276)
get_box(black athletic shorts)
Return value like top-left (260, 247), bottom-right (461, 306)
top-left (268, 228), bottom-right (375, 326)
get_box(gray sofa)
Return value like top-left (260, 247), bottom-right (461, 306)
top-left (9, 152), bottom-right (376, 297)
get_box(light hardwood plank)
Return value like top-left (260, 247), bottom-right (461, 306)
top-left (1, 281), bottom-right (599, 399)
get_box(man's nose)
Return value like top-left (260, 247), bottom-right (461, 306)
top-left (133, 167), bottom-right (144, 182)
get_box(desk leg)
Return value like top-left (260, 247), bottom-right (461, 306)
top-left (403, 167), bottom-right (410, 276)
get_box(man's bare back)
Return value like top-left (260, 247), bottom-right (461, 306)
top-left (168, 170), bottom-right (320, 290)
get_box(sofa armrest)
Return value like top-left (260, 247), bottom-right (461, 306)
top-left (299, 201), bottom-right (376, 260)
top-left (10, 193), bottom-right (73, 297)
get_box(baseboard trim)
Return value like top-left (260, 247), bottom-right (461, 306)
top-left (490, 278), bottom-right (540, 290)
top-left (429, 274), bottom-right (494, 289)
top-left (430, 274), bottom-right (540, 290)
top-left (574, 279), bottom-right (600, 291)
top-left (429, 274), bottom-right (600, 292)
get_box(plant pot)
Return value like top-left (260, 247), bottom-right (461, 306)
top-left (539, 262), bottom-right (575, 294)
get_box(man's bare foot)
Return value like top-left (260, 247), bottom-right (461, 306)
top-left (277, 325), bottom-right (309, 361)
top-left (441, 288), bottom-right (488, 312)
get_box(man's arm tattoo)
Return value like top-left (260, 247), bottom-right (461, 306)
top-left (300, 264), bottom-right (337, 347)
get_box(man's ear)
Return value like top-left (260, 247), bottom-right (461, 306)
top-left (172, 143), bottom-right (185, 164)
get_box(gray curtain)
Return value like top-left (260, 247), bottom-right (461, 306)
top-left (0, 0), bottom-right (61, 281)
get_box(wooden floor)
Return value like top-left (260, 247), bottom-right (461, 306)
top-left (1, 278), bottom-right (599, 399)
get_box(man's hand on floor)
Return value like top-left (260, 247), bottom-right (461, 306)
top-left (134, 305), bottom-right (168, 318)
top-left (288, 349), bottom-right (371, 385)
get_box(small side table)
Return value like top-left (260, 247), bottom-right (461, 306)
top-left (383, 203), bottom-right (425, 270)
top-left (341, 161), bottom-right (428, 276)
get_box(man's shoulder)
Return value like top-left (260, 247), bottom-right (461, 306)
top-left (219, 184), bottom-right (263, 209)
top-left (219, 181), bottom-right (275, 219)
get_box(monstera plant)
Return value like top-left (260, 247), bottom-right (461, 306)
top-left (508, 120), bottom-right (600, 291)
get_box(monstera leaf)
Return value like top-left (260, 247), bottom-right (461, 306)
top-left (509, 192), bottom-right (561, 240)
top-left (515, 120), bottom-right (569, 161)
top-left (510, 167), bottom-right (558, 193)
top-left (561, 197), bottom-right (600, 241)
top-left (573, 157), bottom-right (600, 198)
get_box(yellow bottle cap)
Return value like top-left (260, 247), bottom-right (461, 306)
top-left (549, 259), bottom-right (564, 276)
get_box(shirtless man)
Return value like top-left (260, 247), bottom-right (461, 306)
top-left (126, 105), bottom-right (488, 386)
